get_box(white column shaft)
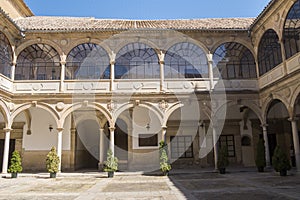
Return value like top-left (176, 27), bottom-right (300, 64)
top-left (291, 120), bottom-right (300, 171)
top-left (110, 128), bottom-right (115, 156)
top-left (110, 63), bottom-right (115, 91)
top-left (2, 130), bottom-right (11, 173)
top-left (99, 129), bottom-right (104, 163)
top-left (160, 62), bottom-right (164, 91)
top-left (57, 130), bottom-right (63, 172)
top-left (212, 127), bottom-right (218, 170)
top-left (262, 126), bottom-right (271, 166)
top-left (60, 63), bottom-right (65, 92)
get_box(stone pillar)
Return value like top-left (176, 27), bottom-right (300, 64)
top-left (2, 128), bottom-right (12, 173)
top-left (212, 125), bottom-right (219, 170)
top-left (109, 127), bottom-right (115, 156)
top-left (159, 51), bottom-right (165, 91)
top-left (207, 53), bottom-right (214, 91)
top-left (290, 119), bottom-right (300, 171)
top-left (70, 127), bottom-right (76, 170)
top-left (99, 128), bottom-right (105, 167)
top-left (161, 126), bottom-right (167, 142)
top-left (60, 55), bottom-right (66, 92)
top-left (57, 128), bottom-right (64, 172)
top-left (279, 39), bottom-right (287, 75)
top-left (11, 46), bottom-right (16, 81)
top-left (110, 51), bottom-right (116, 91)
top-left (261, 124), bottom-right (271, 167)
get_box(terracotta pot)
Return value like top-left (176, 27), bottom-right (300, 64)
top-left (280, 170), bottom-right (287, 176)
top-left (257, 166), bottom-right (264, 172)
top-left (219, 168), bottom-right (226, 174)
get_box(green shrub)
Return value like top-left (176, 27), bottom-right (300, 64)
top-left (272, 146), bottom-right (291, 172)
top-left (159, 141), bottom-right (171, 174)
top-left (46, 147), bottom-right (60, 173)
top-left (103, 149), bottom-right (118, 172)
top-left (8, 151), bottom-right (22, 173)
top-left (217, 146), bottom-right (229, 169)
top-left (255, 138), bottom-right (266, 169)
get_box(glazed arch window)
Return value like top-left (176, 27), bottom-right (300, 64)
top-left (164, 42), bottom-right (208, 79)
top-left (258, 29), bottom-right (283, 76)
top-left (213, 42), bottom-right (257, 79)
top-left (115, 43), bottom-right (160, 79)
top-left (16, 44), bottom-right (60, 80)
top-left (66, 43), bottom-right (110, 79)
top-left (283, 0), bottom-right (300, 59)
top-left (0, 31), bottom-right (13, 78)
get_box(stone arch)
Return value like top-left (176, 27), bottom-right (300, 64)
top-left (15, 39), bottom-right (64, 57)
top-left (262, 96), bottom-right (290, 123)
top-left (213, 100), bottom-right (263, 124)
top-left (60, 102), bottom-right (112, 128)
top-left (65, 39), bottom-right (112, 56)
top-left (257, 29), bottom-right (283, 76)
top-left (111, 36), bottom-right (161, 56)
top-left (10, 102), bottom-right (60, 128)
top-left (211, 39), bottom-right (255, 59)
top-left (0, 26), bottom-right (16, 47)
top-left (0, 99), bottom-right (10, 126)
top-left (113, 102), bottom-right (163, 126)
top-left (162, 102), bottom-right (184, 127)
top-left (163, 36), bottom-right (209, 54)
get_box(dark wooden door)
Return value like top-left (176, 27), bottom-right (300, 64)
top-left (0, 139), bottom-right (16, 171)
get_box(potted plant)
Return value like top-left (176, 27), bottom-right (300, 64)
top-left (272, 146), bottom-right (291, 176)
top-left (8, 151), bottom-right (22, 178)
top-left (103, 149), bottom-right (118, 178)
top-left (46, 147), bottom-right (60, 178)
top-left (255, 138), bottom-right (266, 172)
top-left (217, 146), bottom-right (229, 174)
top-left (159, 141), bottom-right (171, 176)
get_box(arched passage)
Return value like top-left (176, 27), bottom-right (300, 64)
top-left (266, 99), bottom-right (292, 165)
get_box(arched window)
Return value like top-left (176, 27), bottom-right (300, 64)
top-left (258, 29), bottom-right (282, 76)
top-left (66, 43), bottom-right (110, 79)
top-left (0, 31), bottom-right (13, 78)
top-left (115, 43), bottom-right (159, 79)
top-left (213, 42), bottom-right (257, 79)
top-left (16, 44), bottom-right (60, 80)
top-left (164, 42), bottom-right (208, 79)
top-left (283, 0), bottom-right (300, 59)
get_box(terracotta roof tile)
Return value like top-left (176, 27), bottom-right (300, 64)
top-left (15, 16), bottom-right (255, 32)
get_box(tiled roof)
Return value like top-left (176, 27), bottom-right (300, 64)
top-left (14, 16), bottom-right (255, 32)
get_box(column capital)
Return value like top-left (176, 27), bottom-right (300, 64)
top-left (57, 127), bottom-right (64, 132)
top-left (109, 127), bottom-right (115, 131)
top-left (162, 126), bottom-right (167, 130)
top-left (260, 123), bottom-right (268, 128)
top-left (3, 128), bottom-right (12, 132)
top-left (288, 117), bottom-right (299, 122)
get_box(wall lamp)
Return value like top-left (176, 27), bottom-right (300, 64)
top-left (49, 125), bottom-right (53, 132)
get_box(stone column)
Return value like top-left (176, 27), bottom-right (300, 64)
top-left (159, 51), bottom-right (165, 91)
top-left (207, 53), bottom-right (214, 91)
top-left (290, 119), bottom-right (300, 171)
top-left (70, 127), bottom-right (76, 170)
top-left (161, 126), bottom-right (167, 142)
top-left (10, 46), bottom-right (16, 81)
top-left (57, 128), bottom-right (64, 172)
top-left (60, 55), bottom-right (66, 92)
top-left (109, 127), bottom-right (115, 156)
top-left (261, 124), bottom-right (271, 167)
top-left (2, 128), bottom-right (12, 173)
top-left (110, 51), bottom-right (116, 91)
top-left (99, 128), bottom-right (105, 166)
top-left (212, 125), bottom-right (219, 170)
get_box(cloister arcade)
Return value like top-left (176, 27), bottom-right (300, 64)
top-left (0, 0), bottom-right (300, 173)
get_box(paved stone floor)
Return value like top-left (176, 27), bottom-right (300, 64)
top-left (0, 169), bottom-right (299, 199)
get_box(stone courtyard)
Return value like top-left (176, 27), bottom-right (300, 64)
top-left (0, 169), bottom-right (299, 200)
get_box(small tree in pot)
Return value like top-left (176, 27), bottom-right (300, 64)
top-left (255, 138), bottom-right (266, 172)
top-left (46, 147), bottom-right (60, 178)
top-left (103, 149), bottom-right (118, 178)
top-left (272, 146), bottom-right (291, 176)
top-left (159, 141), bottom-right (171, 176)
top-left (217, 146), bottom-right (229, 174)
top-left (8, 151), bottom-right (22, 178)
